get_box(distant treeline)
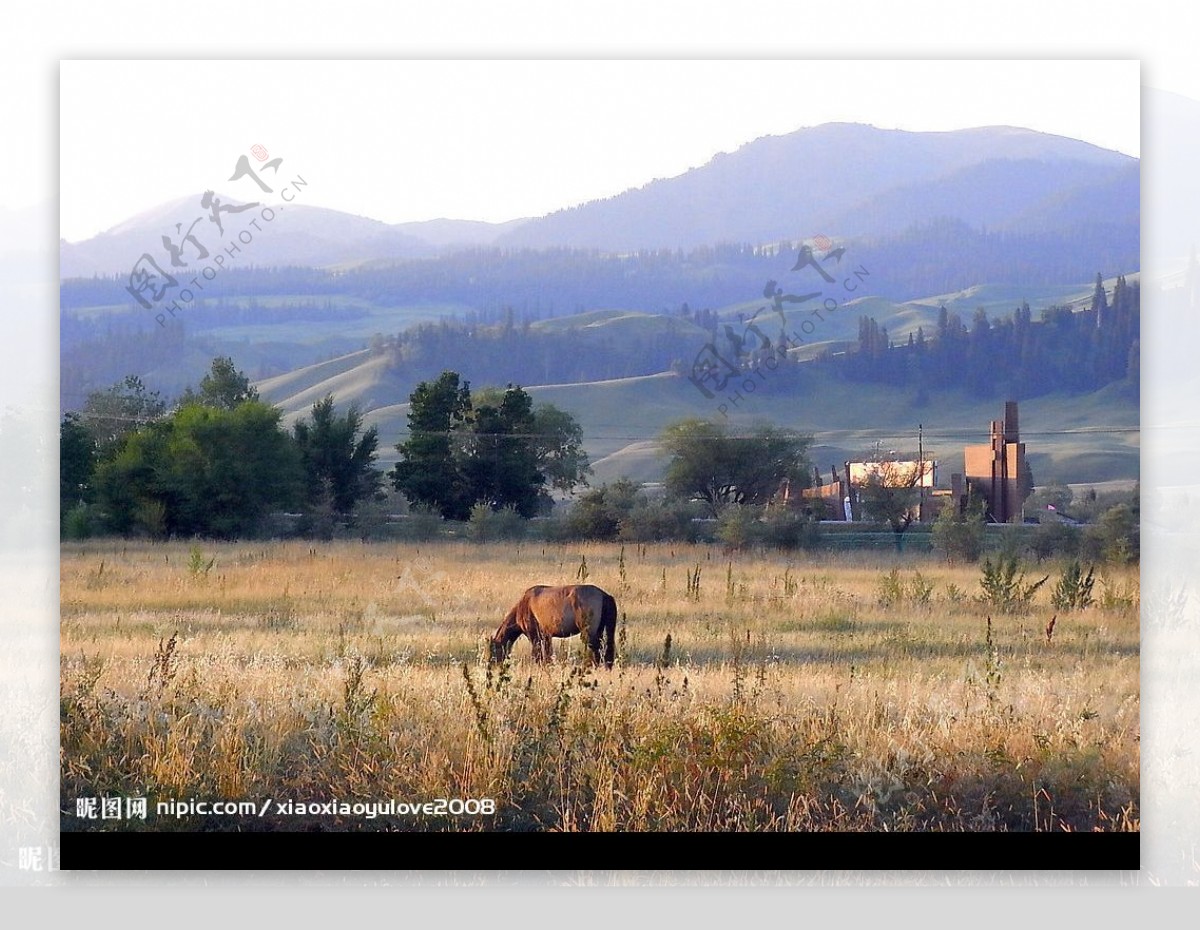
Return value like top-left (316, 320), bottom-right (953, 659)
top-left (832, 274), bottom-right (1140, 399)
top-left (59, 266), bottom-right (345, 309)
top-left (61, 270), bottom-right (1140, 417)
top-left (61, 315), bottom-right (190, 411)
top-left (368, 314), bottom-right (712, 388)
top-left (60, 301), bottom-right (370, 408)
top-left (370, 273), bottom-right (1139, 406)
top-left (61, 215), bottom-right (1138, 316)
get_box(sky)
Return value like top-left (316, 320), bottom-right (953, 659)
top-left (58, 59), bottom-right (1140, 243)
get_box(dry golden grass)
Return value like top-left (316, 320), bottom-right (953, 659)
top-left (60, 539), bottom-right (1139, 832)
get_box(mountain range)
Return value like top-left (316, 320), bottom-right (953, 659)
top-left (60, 122), bottom-right (1136, 278)
top-left (497, 122), bottom-right (1136, 251)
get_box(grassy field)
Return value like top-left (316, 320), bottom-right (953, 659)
top-left (60, 539), bottom-right (1139, 833)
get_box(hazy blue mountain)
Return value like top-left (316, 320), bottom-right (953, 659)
top-left (391, 216), bottom-right (530, 247)
top-left (59, 195), bottom-right (437, 278)
top-left (61, 123), bottom-right (1137, 278)
top-left (496, 123), bottom-right (1136, 250)
top-left (822, 158), bottom-right (1137, 238)
top-left (61, 198), bottom-right (531, 278)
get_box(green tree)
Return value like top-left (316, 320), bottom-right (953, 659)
top-left (1027, 482), bottom-right (1073, 517)
top-left (463, 385), bottom-right (544, 517)
top-left (1028, 521), bottom-right (1080, 562)
top-left (94, 401), bottom-right (303, 538)
top-left (854, 457), bottom-right (930, 550)
top-left (392, 373), bottom-right (590, 520)
top-left (531, 403), bottom-right (591, 496)
top-left (82, 375), bottom-right (166, 452)
top-left (931, 500), bottom-right (985, 564)
top-left (93, 419), bottom-right (173, 536)
top-left (60, 413), bottom-right (96, 517)
top-left (178, 356), bottom-right (260, 410)
top-left (391, 371), bottom-right (475, 520)
top-left (1091, 271), bottom-right (1109, 317)
top-left (661, 418), bottom-right (812, 517)
top-left (293, 394), bottom-right (381, 518)
top-left (563, 478), bottom-right (642, 540)
top-left (1093, 502), bottom-right (1139, 564)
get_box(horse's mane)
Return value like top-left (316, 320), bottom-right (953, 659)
top-left (495, 592), bottom-right (530, 644)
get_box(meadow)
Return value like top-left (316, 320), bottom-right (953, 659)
top-left (60, 539), bottom-right (1139, 833)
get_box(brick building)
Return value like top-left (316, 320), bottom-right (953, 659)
top-left (962, 401), bottom-right (1029, 523)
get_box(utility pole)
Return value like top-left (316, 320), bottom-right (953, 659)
top-left (918, 423), bottom-right (925, 523)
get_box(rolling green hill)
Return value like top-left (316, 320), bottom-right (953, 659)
top-left (275, 361), bottom-right (1136, 489)
top-left (250, 281), bottom-right (1138, 491)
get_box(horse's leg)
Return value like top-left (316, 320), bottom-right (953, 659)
top-left (602, 597), bottom-right (617, 669)
top-left (530, 629), bottom-right (551, 664)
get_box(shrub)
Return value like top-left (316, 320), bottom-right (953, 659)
top-left (757, 509), bottom-right (822, 550)
top-left (563, 490), bottom-right (618, 540)
top-left (878, 568), bottom-right (905, 607)
top-left (1051, 560), bottom-right (1095, 610)
top-left (979, 555), bottom-right (1048, 612)
top-left (715, 505), bottom-right (822, 551)
top-left (63, 503), bottom-right (99, 540)
top-left (618, 501), bottom-right (703, 543)
top-left (561, 479), bottom-right (642, 541)
top-left (716, 506), bottom-right (757, 551)
top-left (1028, 521), bottom-right (1080, 562)
top-left (932, 504), bottom-right (985, 564)
top-left (1097, 503), bottom-right (1139, 564)
top-left (353, 491), bottom-right (401, 542)
top-left (878, 569), bottom-right (934, 607)
top-left (399, 504), bottom-right (444, 541)
top-left (467, 504), bottom-right (527, 542)
top-left (1079, 504), bottom-right (1138, 565)
top-left (1099, 576), bottom-right (1138, 610)
top-left (135, 499), bottom-right (169, 540)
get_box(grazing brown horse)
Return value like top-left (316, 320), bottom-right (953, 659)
top-left (490, 584), bottom-right (618, 668)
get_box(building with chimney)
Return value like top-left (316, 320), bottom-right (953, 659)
top-left (962, 401), bottom-right (1029, 523)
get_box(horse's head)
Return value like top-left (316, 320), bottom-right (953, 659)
top-left (489, 604), bottom-right (522, 665)
top-left (488, 634), bottom-right (514, 665)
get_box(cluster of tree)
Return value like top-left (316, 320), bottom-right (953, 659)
top-left (367, 315), bottom-right (710, 395)
top-left (59, 266), bottom-right (345, 309)
top-left (835, 274), bottom-right (1139, 400)
top-left (547, 478), bottom-right (703, 543)
top-left (393, 403), bottom-right (818, 542)
top-left (61, 359), bottom-right (381, 539)
top-left (63, 232), bottom-right (1141, 424)
top-left (1025, 482), bottom-right (1140, 564)
top-left (849, 217), bottom-right (1138, 299)
top-left (61, 315), bottom-right (189, 413)
top-left (546, 416), bottom-right (820, 546)
top-left (660, 419), bottom-right (814, 517)
top-left (929, 480), bottom-right (1139, 566)
top-left (390, 371), bottom-right (591, 520)
top-left (63, 215), bottom-right (1138, 323)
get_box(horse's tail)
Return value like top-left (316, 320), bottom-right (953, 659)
top-left (601, 591), bottom-right (618, 668)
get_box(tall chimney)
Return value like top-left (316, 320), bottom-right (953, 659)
top-left (1005, 401), bottom-right (1019, 444)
